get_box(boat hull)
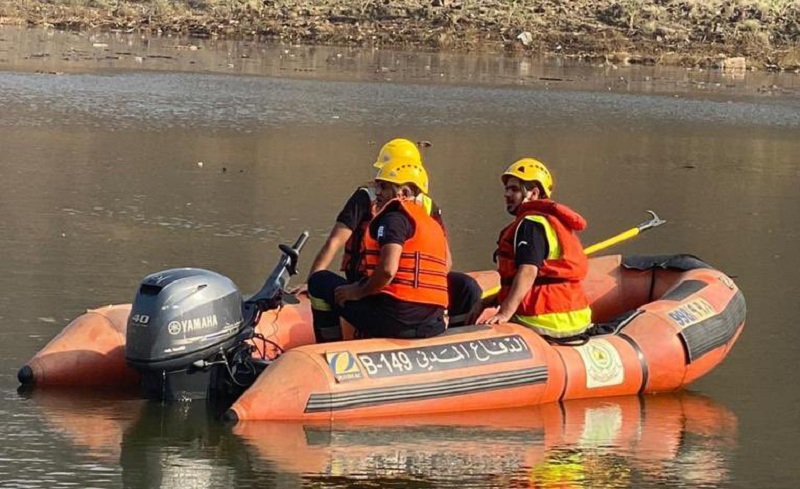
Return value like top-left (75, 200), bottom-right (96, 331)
top-left (18, 254), bottom-right (746, 422)
top-left (225, 254), bottom-right (746, 420)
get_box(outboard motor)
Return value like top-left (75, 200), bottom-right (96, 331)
top-left (125, 232), bottom-right (309, 402)
top-left (125, 269), bottom-right (244, 400)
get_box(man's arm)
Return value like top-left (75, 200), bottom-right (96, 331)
top-left (305, 188), bottom-right (371, 279)
top-left (334, 209), bottom-right (410, 306)
top-left (480, 219), bottom-right (547, 324)
top-left (335, 243), bottom-right (401, 305)
top-left (307, 222), bottom-right (353, 278)
top-left (480, 264), bottom-right (538, 324)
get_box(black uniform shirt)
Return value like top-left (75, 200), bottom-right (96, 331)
top-left (336, 188), bottom-right (373, 232)
top-left (514, 219), bottom-right (549, 268)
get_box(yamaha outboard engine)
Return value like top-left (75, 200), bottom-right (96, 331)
top-left (125, 232), bottom-right (309, 402)
top-left (125, 268), bottom-right (244, 401)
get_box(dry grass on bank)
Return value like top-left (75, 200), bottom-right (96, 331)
top-left (1, 0), bottom-right (799, 69)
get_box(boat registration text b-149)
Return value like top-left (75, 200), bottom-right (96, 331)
top-left (357, 335), bottom-right (533, 378)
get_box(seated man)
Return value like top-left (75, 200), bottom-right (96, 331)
top-left (305, 138), bottom-right (480, 342)
top-left (308, 156), bottom-right (449, 340)
top-left (479, 158), bottom-right (592, 339)
top-left (306, 138), bottom-right (424, 285)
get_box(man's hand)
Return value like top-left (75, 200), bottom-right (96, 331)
top-left (479, 264), bottom-right (537, 326)
top-left (334, 283), bottom-right (364, 307)
top-left (478, 309), bottom-right (514, 325)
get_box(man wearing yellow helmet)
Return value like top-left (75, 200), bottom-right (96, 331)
top-left (479, 158), bottom-right (592, 339)
top-left (304, 138), bottom-right (481, 342)
top-left (306, 138), bottom-right (425, 286)
top-left (308, 156), bottom-right (450, 339)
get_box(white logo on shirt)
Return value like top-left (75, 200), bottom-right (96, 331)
top-left (377, 226), bottom-right (385, 239)
top-left (517, 240), bottom-right (528, 247)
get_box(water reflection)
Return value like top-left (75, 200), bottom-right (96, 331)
top-left (18, 387), bottom-right (142, 463)
top-left (22, 390), bottom-right (281, 488)
top-left (119, 401), bottom-right (251, 489)
top-left (2, 26), bottom-right (798, 99)
top-left (22, 389), bottom-right (736, 488)
top-left (235, 393), bottom-right (736, 488)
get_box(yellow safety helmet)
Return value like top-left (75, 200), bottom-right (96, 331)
top-left (375, 156), bottom-right (429, 195)
top-left (373, 138), bottom-right (422, 169)
top-left (501, 157), bottom-right (554, 198)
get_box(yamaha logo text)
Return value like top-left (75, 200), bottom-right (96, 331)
top-left (168, 314), bottom-right (219, 335)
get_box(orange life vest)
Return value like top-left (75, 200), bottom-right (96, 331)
top-left (495, 200), bottom-right (590, 330)
top-left (341, 189), bottom-right (437, 282)
top-left (361, 199), bottom-right (449, 307)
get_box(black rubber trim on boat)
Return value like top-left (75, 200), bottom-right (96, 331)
top-left (618, 333), bottom-right (649, 395)
top-left (304, 366), bottom-right (549, 413)
top-left (680, 289), bottom-right (747, 363)
top-left (590, 309), bottom-right (643, 336)
top-left (622, 254), bottom-right (713, 272)
top-left (661, 280), bottom-right (708, 302)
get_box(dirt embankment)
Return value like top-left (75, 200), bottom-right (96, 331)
top-left (1, 0), bottom-right (799, 70)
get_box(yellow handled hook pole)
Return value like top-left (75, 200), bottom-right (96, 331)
top-left (480, 210), bottom-right (666, 299)
top-left (583, 210), bottom-right (666, 256)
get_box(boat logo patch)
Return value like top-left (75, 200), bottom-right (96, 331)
top-left (576, 339), bottom-right (624, 389)
top-left (667, 298), bottom-right (716, 329)
top-left (326, 351), bottom-right (362, 383)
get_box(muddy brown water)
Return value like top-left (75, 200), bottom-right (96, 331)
top-left (1, 27), bottom-right (799, 488)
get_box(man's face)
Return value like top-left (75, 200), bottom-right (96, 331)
top-left (375, 180), bottom-right (398, 209)
top-left (503, 176), bottom-right (532, 215)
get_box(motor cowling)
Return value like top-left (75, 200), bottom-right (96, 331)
top-left (125, 268), bottom-right (244, 376)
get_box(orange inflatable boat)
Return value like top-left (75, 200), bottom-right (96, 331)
top-left (226, 254), bottom-right (745, 421)
top-left (18, 250), bottom-right (745, 423)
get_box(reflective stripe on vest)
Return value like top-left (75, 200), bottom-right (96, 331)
top-left (514, 307), bottom-right (593, 337)
top-left (526, 215), bottom-right (561, 260)
top-left (495, 200), bottom-right (591, 336)
top-left (419, 193), bottom-right (433, 216)
top-left (361, 199), bottom-right (449, 307)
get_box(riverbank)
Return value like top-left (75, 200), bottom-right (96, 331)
top-left (1, 0), bottom-right (799, 71)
